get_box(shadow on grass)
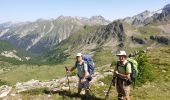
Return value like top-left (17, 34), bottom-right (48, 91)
top-left (44, 89), bottom-right (103, 100)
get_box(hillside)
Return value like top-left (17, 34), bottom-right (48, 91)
top-left (0, 46), bottom-right (170, 100)
top-left (0, 16), bottom-right (110, 55)
top-left (0, 3), bottom-right (170, 100)
top-left (0, 40), bottom-right (34, 64)
top-left (45, 18), bottom-right (170, 64)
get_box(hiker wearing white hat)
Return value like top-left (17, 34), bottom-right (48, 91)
top-left (113, 50), bottom-right (131, 100)
top-left (66, 53), bottom-right (90, 95)
top-left (116, 51), bottom-right (127, 56)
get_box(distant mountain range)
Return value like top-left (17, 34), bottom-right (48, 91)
top-left (45, 4), bottom-right (170, 63)
top-left (0, 4), bottom-right (170, 63)
top-left (123, 4), bottom-right (170, 26)
top-left (0, 16), bottom-right (110, 55)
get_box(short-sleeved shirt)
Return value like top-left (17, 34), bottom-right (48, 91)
top-left (116, 60), bottom-right (131, 74)
top-left (74, 61), bottom-right (89, 78)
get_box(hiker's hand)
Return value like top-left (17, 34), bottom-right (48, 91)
top-left (115, 71), bottom-right (119, 75)
top-left (81, 79), bottom-right (86, 83)
top-left (66, 68), bottom-right (71, 73)
top-left (66, 70), bottom-right (71, 73)
top-left (110, 69), bottom-right (114, 73)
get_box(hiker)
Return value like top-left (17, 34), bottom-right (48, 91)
top-left (113, 51), bottom-right (131, 100)
top-left (66, 53), bottom-right (91, 95)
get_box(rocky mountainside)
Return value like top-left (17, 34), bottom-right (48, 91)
top-left (123, 4), bottom-right (170, 26)
top-left (44, 20), bottom-right (127, 63)
top-left (0, 16), bottom-right (110, 55)
top-left (0, 40), bottom-right (32, 62)
top-left (0, 4), bottom-right (170, 62)
top-left (45, 4), bottom-right (170, 63)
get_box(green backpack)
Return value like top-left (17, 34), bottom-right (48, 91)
top-left (126, 58), bottom-right (139, 88)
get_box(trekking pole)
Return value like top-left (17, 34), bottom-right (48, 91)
top-left (104, 75), bottom-right (116, 100)
top-left (65, 66), bottom-right (71, 93)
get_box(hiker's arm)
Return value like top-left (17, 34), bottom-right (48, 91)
top-left (115, 72), bottom-right (130, 79)
top-left (82, 70), bottom-right (88, 80)
top-left (115, 63), bottom-right (131, 79)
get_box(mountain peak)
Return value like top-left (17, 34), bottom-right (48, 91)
top-left (162, 4), bottom-right (170, 14)
top-left (90, 15), bottom-right (106, 20)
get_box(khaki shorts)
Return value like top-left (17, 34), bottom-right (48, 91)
top-left (116, 78), bottom-right (130, 97)
top-left (78, 79), bottom-right (89, 89)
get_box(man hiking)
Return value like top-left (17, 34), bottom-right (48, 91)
top-left (113, 51), bottom-right (131, 100)
top-left (66, 53), bottom-right (91, 96)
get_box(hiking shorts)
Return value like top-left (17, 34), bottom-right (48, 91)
top-left (78, 79), bottom-right (89, 89)
top-left (116, 78), bottom-right (130, 97)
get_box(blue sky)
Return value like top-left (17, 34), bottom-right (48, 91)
top-left (0, 0), bottom-right (170, 23)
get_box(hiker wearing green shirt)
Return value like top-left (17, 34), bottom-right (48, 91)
top-left (67, 53), bottom-right (90, 95)
top-left (113, 51), bottom-right (131, 100)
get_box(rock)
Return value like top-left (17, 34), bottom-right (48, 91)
top-left (94, 72), bottom-right (100, 75)
top-left (128, 53), bottom-right (135, 57)
top-left (91, 74), bottom-right (104, 83)
top-left (0, 85), bottom-right (12, 98)
top-left (48, 94), bottom-right (51, 98)
top-left (150, 35), bottom-right (169, 45)
top-left (15, 79), bottom-right (40, 93)
top-left (61, 86), bottom-right (70, 91)
top-left (10, 93), bottom-right (16, 96)
top-left (162, 70), bottom-right (166, 73)
top-left (134, 50), bottom-right (139, 55)
top-left (7, 71), bottom-right (112, 97)
top-left (51, 88), bottom-right (60, 92)
top-left (104, 72), bottom-right (113, 76)
top-left (146, 47), bottom-right (153, 51)
top-left (141, 50), bottom-right (147, 53)
top-left (131, 36), bottom-right (146, 44)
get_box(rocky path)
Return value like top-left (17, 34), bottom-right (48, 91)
top-left (0, 64), bottom-right (113, 99)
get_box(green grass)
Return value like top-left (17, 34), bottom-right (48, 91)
top-left (0, 64), bottom-right (67, 85)
top-left (0, 79), bottom-right (10, 86)
top-left (129, 46), bottom-right (170, 99)
top-left (138, 26), bottom-right (161, 36)
top-left (93, 47), bottom-right (115, 67)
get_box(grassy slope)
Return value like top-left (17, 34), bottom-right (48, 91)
top-left (0, 64), bottom-right (67, 85)
top-left (9, 46), bottom-right (169, 100)
top-left (0, 40), bottom-right (38, 65)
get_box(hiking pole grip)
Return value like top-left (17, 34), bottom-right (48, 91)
top-left (65, 66), bottom-right (69, 72)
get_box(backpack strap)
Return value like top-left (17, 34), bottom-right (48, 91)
top-left (75, 61), bottom-right (78, 68)
top-left (124, 61), bottom-right (130, 74)
top-left (116, 61), bottom-right (119, 70)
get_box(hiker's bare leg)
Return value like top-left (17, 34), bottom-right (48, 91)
top-left (84, 80), bottom-right (90, 95)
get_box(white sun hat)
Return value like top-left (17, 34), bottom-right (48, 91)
top-left (116, 51), bottom-right (127, 56)
top-left (76, 53), bottom-right (83, 57)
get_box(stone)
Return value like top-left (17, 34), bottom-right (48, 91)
top-left (0, 85), bottom-right (12, 98)
top-left (61, 86), bottom-right (70, 91)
